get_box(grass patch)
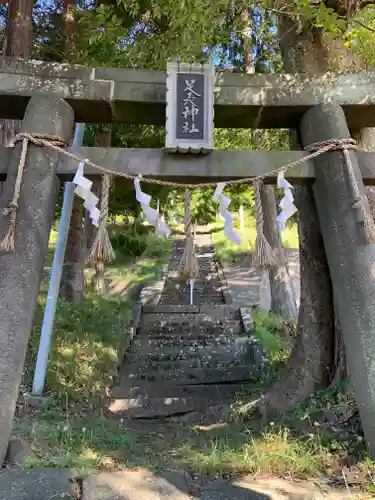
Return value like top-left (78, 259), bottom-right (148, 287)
top-left (15, 227), bottom-right (172, 470)
top-left (15, 231), bottom-right (374, 492)
top-left (212, 214), bottom-right (299, 263)
top-left (252, 309), bottom-right (293, 366)
top-left (27, 292), bottom-right (131, 401)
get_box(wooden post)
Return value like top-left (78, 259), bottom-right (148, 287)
top-left (299, 102), bottom-right (375, 457)
top-left (0, 95), bottom-right (74, 465)
top-left (239, 204), bottom-right (245, 231)
top-left (260, 185), bottom-right (298, 318)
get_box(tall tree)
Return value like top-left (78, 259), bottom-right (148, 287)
top-left (262, 1), bottom-right (368, 412)
top-left (0, 0), bottom-right (33, 146)
top-left (59, 0), bottom-right (85, 303)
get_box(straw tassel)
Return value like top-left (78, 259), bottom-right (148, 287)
top-left (179, 189), bottom-right (199, 282)
top-left (343, 148), bottom-right (375, 244)
top-left (88, 174), bottom-right (115, 265)
top-left (252, 180), bottom-right (278, 269)
top-left (0, 137), bottom-right (29, 252)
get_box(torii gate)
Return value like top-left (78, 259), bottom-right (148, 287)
top-left (1, 58), bottom-right (375, 465)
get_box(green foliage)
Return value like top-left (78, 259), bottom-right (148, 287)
top-left (252, 309), bottom-right (292, 366)
top-left (29, 293), bottom-right (131, 401)
top-left (111, 230), bottom-right (148, 256)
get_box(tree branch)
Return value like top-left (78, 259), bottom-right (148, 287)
top-left (337, 14), bottom-right (375, 33)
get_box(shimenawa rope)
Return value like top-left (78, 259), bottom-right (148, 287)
top-left (1, 133), bottom-right (374, 255)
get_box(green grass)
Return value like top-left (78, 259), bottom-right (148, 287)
top-left (252, 309), bottom-right (293, 366)
top-left (212, 214), bottom-right (299, 263)
top-left (14, 229), bottom-right (375, 493)
top-left (27, 292), bottom-right (131, 401)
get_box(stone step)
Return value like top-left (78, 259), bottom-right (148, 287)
top-left (109, 382), bottom-right (251, 400)
top-left (141, 310), bottom-right (240, 327)
top-left (126, 364), bottom-right (260, 385)
top-left (139, 324), bottom-right (242, 339)
top-left (142, 305), bottom-right (238, 314)
top-left (107, 395), bottom-right (227, 418)
top-left (158, 296), bottom-right (224, 306)
top-left (131, 335), bottom-right (246, 350)
top-left (126, 337), bottom-right (256, 361)
top-left (125, 354), bottom-right (257, 374)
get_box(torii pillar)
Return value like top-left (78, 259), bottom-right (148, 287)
top-left (299, 102), bottom-right (375, 457)
top-left (0, 95), bottom-right (74, 465)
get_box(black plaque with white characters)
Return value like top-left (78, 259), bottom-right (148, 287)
top-left (176, 73), bottom-right (205, 141)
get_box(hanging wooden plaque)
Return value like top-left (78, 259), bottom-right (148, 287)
top-left (166, 62), bottom-right (214, 153)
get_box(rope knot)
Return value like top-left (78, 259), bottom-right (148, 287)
top-left (13, 133), bottom-right (66, 148)
top-left (304, 138), bottom-right (358, 153)
top-left (305, 137), bottom-right (375, 244)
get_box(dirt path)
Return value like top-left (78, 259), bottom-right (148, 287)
top-left (219, 249), bottom-right (300, 313)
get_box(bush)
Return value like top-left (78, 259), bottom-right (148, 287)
top-left (111, 231), bottom-right (148, 257)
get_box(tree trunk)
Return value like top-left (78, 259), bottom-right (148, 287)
top-left (63, 0), bottom-right (76, 61)
top-left (59, 196), bottom-right (85, 302)
top-left (264, 12), bottom-right (365, 411)
top-left (0, 0), bottom-right (33, 149)
top-left (59, 0), bottom-right (85, 302)
top-left (260, 185), bottom-right (298, 319)
top-left (3, 0), bottom-right (33, 59)
top-left (263, 16), bottom-right (336, 411)
top-left (263, 183), bottom-right (334, 411)
top-left (91, 124), bottom-right (112, 293)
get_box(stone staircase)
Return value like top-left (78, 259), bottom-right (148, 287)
top-left (107, 234), bottom-right (262, 419)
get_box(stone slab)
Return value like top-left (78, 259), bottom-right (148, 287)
top-left (110, 382), bottom-right (251, 400)
top-left (140, 310), bottom-right (240, 326)
top-left (2, 58), bottom-right (375, 128)
top-left (199, 477), bottom-right (354, 499)
top-left (82, 470), bottom-right (190, 500)
top-left (107, 395), bottom-right (228, 418)
top-left (5, 436), bottom-right (36, 467)
top-left (0, 147), bottom-right (373, 186)
top-left (0, 468), bottom-right (77, 500)
top-left (126, 364), bottom-right (260, 385)
top-left (0, 469), bottom-right (359, 500)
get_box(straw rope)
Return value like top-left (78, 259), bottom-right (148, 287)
top-left (5, 133), bottom-right (360, 189)
top-left (1, 133), bottom-right (374, 253)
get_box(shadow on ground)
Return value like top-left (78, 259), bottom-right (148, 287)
top-left (0, 468), bottom-right (272, 500)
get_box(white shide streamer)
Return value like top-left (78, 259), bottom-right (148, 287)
top-left (213, 182), bottom-right (242, 245)
top-left (134, 175), bottom-right (171, 237)
top-left (276, 171), bottom-right (297, 231)
top-left (72, 159), bottom-right (100, 227)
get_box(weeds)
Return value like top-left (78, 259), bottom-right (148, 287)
top-left (27, 293), bottom-right (131, 401)
top-left (212, 214), bottom-right (299, 262)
